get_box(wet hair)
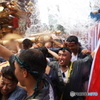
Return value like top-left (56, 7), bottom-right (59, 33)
top-left (1, 66), bottom-right (18, 83)
top-left (59, 47), bottom-right (72, 54)
top-left (37, 46), bottom-right (48, 58)
top-left (66, 35), bottom-right (78, 44)
top-left (22, 38), bottom-right (33, 49)
top-left (15, 49), bottom-right (47, 78)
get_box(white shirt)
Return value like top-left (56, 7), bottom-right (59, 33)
top-left (60, 68), bottom-right (69, 83)
top-left (71, 53), bottom-right (78, 62)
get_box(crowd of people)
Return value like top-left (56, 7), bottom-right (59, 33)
top-left (0, 35), bottom-right (95, 100)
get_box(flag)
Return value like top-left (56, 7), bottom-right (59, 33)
top-left (86, 39), bottom-right (100, 100)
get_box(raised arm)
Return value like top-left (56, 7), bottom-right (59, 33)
top-left (48, 48), bottom-right (59, 60)
top-left (81, 48), bottom-right (91, 55)
top-left (0, 44), bottom-right (13, 60)
top-left (92, 9), bottom-right (100, 14)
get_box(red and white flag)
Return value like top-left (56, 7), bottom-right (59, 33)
top-left (86, 39), bottom-right (100, 100)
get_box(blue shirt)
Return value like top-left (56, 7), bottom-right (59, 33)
top-left (7, 86), bottom-right (27, 100)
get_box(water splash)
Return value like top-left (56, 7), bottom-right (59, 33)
top-left (26, 0), bottom-right (100, 34)
top-left (37, 0), bottom-right (92, 33)
top-left (25, 0), bottom-right (100, 46)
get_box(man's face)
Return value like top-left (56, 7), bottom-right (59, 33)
top-left (67, 43), bottom-right (78, 53)
top-left (0, 76), bottom-right (17, 95)
top-left (58, 50), bottom-right (71, 66)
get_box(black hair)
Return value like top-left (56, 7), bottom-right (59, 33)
top-left (98, 9), bottom-right (100, 13)
top-left (1, 66), bottom-right (18, 83)
top-left (66, 35), bottom-right (78, 44)
top-left (22, 38), bottom-right (33, 49)
top-left (36, 46), bottom-right (48, 58)
top-left (59, 47), bottom-right (72, 54)
top-left (16, 49), bottom-right (47, 79)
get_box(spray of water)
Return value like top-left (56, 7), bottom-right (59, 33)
top-left (26, 0), bottom-right (99, 33)
top-left (25, 0), bottom-right (100, 47)
top-left (38, 0), bottom-right (91, 32)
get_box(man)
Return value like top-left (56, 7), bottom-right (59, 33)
top-left (0, 66), bottom-right (27, 100)
top-left (46, 36), bottom-right (90, 62)
top-left (90, 9), bottom-right (100, 21)
top-left (0, 45), bottom-right (55, 100)
top-left (66, 35), bottom-right (90, 61)
top-left (16, 38), bottom-right (33, 54)
top-left (47, 47), bottom-right (93, 100)
top-left (22, 38), bottom-right (33, 50)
